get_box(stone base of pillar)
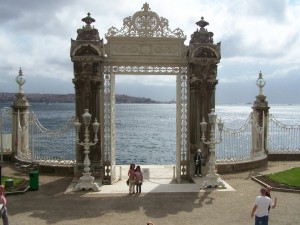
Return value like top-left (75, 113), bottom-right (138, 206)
top-left (73, 172), bottom-right (101, 192)
top-left (201, 171), bottom-right (225, 189)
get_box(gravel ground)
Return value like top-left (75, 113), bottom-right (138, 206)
top-left (2, 161), bottom-right (300, 225)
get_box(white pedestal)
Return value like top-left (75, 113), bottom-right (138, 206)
top-left (202, 171), bottom-right (225, 189)
top-left (73, 173), bottom-right (101, 192)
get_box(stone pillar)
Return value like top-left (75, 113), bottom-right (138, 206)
top-left (187, 17), bottom-right (221, 175)
top-left (252, 71), bottom-right (270, 157)
top-left (70, 13), bottom-right (104, 178)
top-left (12, 68), bottom-right (30, 161)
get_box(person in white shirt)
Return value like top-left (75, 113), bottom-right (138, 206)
top-left (251, 188), bottom-right (277, 225)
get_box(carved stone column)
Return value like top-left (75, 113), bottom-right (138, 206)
top-left (252, 71), bottom-right (270, 156)
top-left (70, 13), bottom-right (104, 178)
top-left (187, 17), bottom-right (221, 176)
top-left (12, 68), bottom-right (30, 161)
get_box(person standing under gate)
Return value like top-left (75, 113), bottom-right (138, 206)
top-left (251, 187), bottom-right (277, 225)
top-left (135, 165), bottom-right (143, 195)
top-left (194, 149), bottom-right (202, 177)
top-left (128, 163), bottom-right (136, 195)
top-left (0, 185), bottom-right (9, 225)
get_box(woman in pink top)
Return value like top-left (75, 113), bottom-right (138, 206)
top-left (0, 185), bottom-right (9, 225)
top-left (128, 163), bottom-right (136, 195)
top-left (135, 165), bottom-right (143, 194)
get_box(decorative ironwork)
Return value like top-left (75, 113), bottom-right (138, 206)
top-left (3, 106), bottom-right (300, 171)
top-left (15, 111), bottom-right (76, 165)
top-left (108, 65), bottom-right (188, 75)
top-left (103, 72), bottom-right (117, 181)
top-left (216, 114), bottom-right (253, 162)
top-left (0, 108), bottom-right (12, 162)
top-left (268, 114), bottom-right (300, 153)
top-left (106, 3), bottom-right (185, 39)
top-left (110, 74), bottom-right (116, 182)
top-left (216, 113), bottom-right (266, 162)
top-left (176, 74), bottom-right (189, 181)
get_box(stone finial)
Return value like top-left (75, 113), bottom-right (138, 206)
top-left (256, 71), bottom-right (266, 96)
top-left (142, 2), bottom-right (150, 11)
top-left (15, 67), bottom-right (26, 93)
top-left (75, 13), bottom-right (101, 41)
top-left (82, 13), bottom-right (96, 28)
top-left (196, 17), bottom-right (209, 30)
top-left (189, 17), bottom-right (214, 44)
top-left (13, 67), bottom-right (29, 107)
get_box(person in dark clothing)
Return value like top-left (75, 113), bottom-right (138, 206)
top-left (194, 149), bottom-right (202, 177)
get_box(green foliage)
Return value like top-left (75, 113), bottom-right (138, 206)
top-left (266, 167), bottom-right (300, 187)
top-left (1, 176), bottom-right (25, 188)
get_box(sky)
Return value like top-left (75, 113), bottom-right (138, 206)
top-left (1, 0), bottom-right (300, 104)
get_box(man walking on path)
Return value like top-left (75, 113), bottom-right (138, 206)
top-left (251, 188), bottom-right (277, 225)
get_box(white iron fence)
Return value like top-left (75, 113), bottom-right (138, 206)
top-left (1, 107), bottom-right (300, 165)
top-left (216, 114), bottom-right (252, 162)
top-left (216, 113), bottom-right (265, 162)
top-left (267, 114), bottom-right (300, 153)
top-left (15, 111), bottom-right (76, 166)
top-left (0, 107), bottom-right (12, 162)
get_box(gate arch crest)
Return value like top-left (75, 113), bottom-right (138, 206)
top-left (106, 3), bottom-right (185, 38)
top-left (104, 3), bottom-right (188, 68)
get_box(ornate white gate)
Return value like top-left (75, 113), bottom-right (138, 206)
top-left (71, 3), bottom-right (221, 183)
top-left (102, 3), bottom-right (189, 183)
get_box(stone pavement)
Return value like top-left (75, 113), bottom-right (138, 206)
top-left (2, 161), bottom-right (300, 225)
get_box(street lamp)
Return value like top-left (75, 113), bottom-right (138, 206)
top-left (200, 108), bottom-right (225, 188)
top-left (73, 109), bottom-right (100, 191)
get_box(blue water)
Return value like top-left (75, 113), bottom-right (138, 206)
top-left (116, 104), bottom-right (176, 165)
top-left (1, 102), bottom-right (299, 164)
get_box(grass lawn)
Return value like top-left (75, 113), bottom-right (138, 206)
top-left (266, 167), bottom-right (300, 187)
top-left (1, 176), bottom-right (25, 188)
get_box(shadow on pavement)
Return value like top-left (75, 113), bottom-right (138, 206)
top-left (8, 177), bottom-right (214, 224)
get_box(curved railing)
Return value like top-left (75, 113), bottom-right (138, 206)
top-left (3, 107), bottom-right (300, 167)
top-left (216, 113), bottom-right (265, 162)
top-left (0, 107), bottom-right (12, 161)
top-left (267, 114), bottom-right (300, 153)
top-left (15, 111), bottom-right (76, 166)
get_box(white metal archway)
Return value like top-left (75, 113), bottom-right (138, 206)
top-left (101, 3), bottom-right (189, 183)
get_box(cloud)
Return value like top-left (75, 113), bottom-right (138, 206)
top-left (116, 75), bottom-right (176, 87)
top-left (0, 0), bottom-right (300, 103)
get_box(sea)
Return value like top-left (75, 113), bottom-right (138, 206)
top-left (1, 102), bottom-right (300, 165)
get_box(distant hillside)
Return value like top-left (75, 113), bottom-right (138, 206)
top-left (0, 93), bottom-right (163, 104)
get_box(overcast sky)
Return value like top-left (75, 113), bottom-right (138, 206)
top-left (1, 0), bottom-right (300, 104)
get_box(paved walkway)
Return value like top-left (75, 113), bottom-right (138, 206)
top-left (66, 165), bottom-right (235, 194)
top-left (2, 161), bottom-right (300, 225)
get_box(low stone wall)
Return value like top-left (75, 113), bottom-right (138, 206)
top-left (268, 153), bottom-right (300, 161)
top-left (14, 153), bottom-right (300, 176)
top-left (216, 156), bottom-right (268, 174)
top-left (14, 157), bottom-right (75, 176)
top-left (38, 164), bottom-right (74, 175)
